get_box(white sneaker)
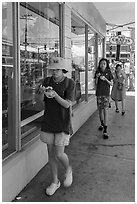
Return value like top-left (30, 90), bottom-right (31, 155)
top-left (64, 166), bottom-right (73, 187)
top-left (46, 180), bottom-right (61, 196)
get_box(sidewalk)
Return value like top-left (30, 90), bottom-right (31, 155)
top-left (13, 92), bottom-right (135, 202)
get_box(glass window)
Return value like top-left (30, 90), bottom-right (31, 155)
top-left (71, 13), bottom-right (85, 104)
top-left (2, 2), bottom-right (15, 156)
top-left (71, 13), bottom-right (98, 102)
top-left (98, 36), bottom-right (103, 61)
top-left (88, 30), bottom-right (96, 95)
top-left (20, 2), bottom-right (60, 145)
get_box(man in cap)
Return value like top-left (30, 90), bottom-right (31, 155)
top-left (39, 57), bottom-right (75, 196)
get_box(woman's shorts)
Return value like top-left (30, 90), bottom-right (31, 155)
top-left (40, 131), bottom-right (70, 146)
top-left (97, 96), bottom-right (110, 110)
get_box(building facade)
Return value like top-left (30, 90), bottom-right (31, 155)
top-left (2, 2), bottom-right (106, 201)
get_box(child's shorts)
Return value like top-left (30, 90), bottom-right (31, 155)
top-left (40, 131), bottom-right (70, 146)
top-left (97, 96), bottom-right (110, 110)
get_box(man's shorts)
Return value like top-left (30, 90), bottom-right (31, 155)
top-left (40, 131), bottom-right (70, 146)
top-left (97, 96), bottom-right (110, 110)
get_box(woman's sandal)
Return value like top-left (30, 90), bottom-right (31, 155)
top-left (98, 125), bottom-right (104, 131)
top-left (115, 108), bottom-right (119, 113)
top-left (103, 132), bottom-right (109, 139)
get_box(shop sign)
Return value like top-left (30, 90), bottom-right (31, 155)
top-left (88, 37), bottom-right (101, 46)
top-left (109, 35), bottom-right (133, 45)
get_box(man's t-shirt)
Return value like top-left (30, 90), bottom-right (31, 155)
top-left (94, 69), bottom-right (113, 97)
top-left (41, 76), bottom-right (75, 134)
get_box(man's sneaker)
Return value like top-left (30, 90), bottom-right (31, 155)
top-left (103, 132), bottom-right (109, 139)
top-left (64, 166), bottom-right (73, 187)
top-left (46, 180), bottom-right (61, 196)
top-left (98, 125), bottom-right (104, 131)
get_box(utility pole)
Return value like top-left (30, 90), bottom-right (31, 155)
top-left (20, 14), bottom-right (33, 70)
top-left (116, 31), bottom-right (121, 61)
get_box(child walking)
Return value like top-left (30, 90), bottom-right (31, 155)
top-left (39, 57), bottom-right (75, 196)
top-left (94, 58), bottom-right (113, 139)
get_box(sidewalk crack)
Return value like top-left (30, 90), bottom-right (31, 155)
top-left (92, 144), bottom-right (135, 147)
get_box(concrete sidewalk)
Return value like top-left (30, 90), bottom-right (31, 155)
top-left (13, 92), bottom-right (135, 202)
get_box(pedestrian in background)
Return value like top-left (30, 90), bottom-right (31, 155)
top-left (39, 57), bottom-right (75, 196)
top-left (94, 58), bottom-right (113, 139)
top-left (111, 63), bottom-right (127, 115)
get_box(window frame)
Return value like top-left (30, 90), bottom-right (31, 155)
top-left (2, 2), bottom-right (64, 160)
top-left (71, 10), bottom-right (104, 103)
top-left (19, 2), bottom-right (63, 145)
top-left (2, 2), bottom-right (21, 160)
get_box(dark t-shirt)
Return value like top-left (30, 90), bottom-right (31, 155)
top-left (41, 76), bottom-right (75, 134)
top-left (94, 69), bottom-right (113, 97)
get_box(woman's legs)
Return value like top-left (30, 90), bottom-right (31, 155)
top-left (47, 138), bottom-right (71, 185)
top-left (55, 145), bottom-right (72, 187)
top-left (115, 100), bottom-right (119, 110)
top-left (103, 108), bottom-right (109, 139)
top-left (98, 109), bottom-right (104, 130)
top-left (47, 144), bottom-right (58, 184)
top-left (99, 109), bottom-right (104, 123)
top-left (121, 99), bottom-right (126, 115)
top-left (103, 108), bottom-right (108, 127)
top-left (55, 145), bottom-right (70, 172)
top-left (121, 99), bottom-right (125, 112)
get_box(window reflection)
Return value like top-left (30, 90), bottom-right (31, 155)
top-left (71, 22), bottom-right (85, 103)
top-left (20, 2), bottom-right (60, 142)
top-left (98, 36), bottom-right (103, 61)
top-left (88, 31), bottom-right (96, 94)
top-left (71, 14), bottom-right (96, 102)
top-left (2, 2), bottom-right (13, 147)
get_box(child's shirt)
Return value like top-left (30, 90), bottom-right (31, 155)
top-left (41, 76), bottom-right (75, 134)
top-left (94, 69), bottom-right (113, 97)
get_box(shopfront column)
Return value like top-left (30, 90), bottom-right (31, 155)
top-left (95, 33), bottom-right (98, 69)
top-left (85, 24), bottom-right (88, 101)
top-left (12, 2), bottom-right (21, 151)
top-left (63, 4), bottom-right (72, 77)
top-left (102, 37), bottom-right (106, 58)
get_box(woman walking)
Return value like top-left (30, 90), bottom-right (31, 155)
top-left (94, 58), bottom-right (113, 139)
top-left (111, 63), bottom-right (127, 115)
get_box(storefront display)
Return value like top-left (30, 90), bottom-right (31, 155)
top-left (2, 3), bottom-right (13, 149)
top-left (20, 2), bottom-right (60, 144)
top-left (2, 2), bottom-right (105, 159)
top-left (2, 2), bottom-right (61, 154)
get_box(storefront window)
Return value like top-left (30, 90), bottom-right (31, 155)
top-left (71, 13), bottom-right (98, 102)
top-left (98, 36), bottom-right (103, 61)
top-left (2, 3), bottom-right (13, 151)
top-left (71, 13), bottom-right (85, 104)
top-left (20, 2), bottom-right (60, 144)
top-left (88, 30), bottom-right (96, 94)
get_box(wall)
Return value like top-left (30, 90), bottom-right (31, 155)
top-left (2, 96), bottom-right (97, 202)
top-left (66, 2), bottom-right (106, 37)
